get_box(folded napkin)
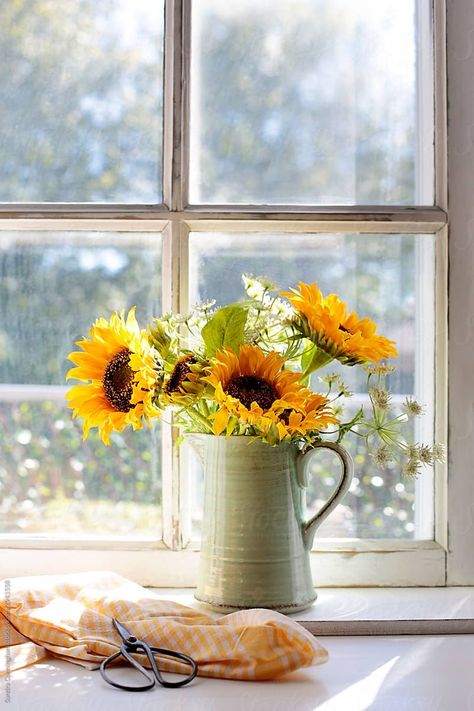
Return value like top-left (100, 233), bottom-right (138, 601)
top-left (0, 571), bottom-right (328, 681)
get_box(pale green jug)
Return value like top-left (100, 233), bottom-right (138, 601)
top-left (188, 434), bottom-right (353, 614)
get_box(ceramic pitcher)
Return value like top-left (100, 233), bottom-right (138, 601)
top-left (188, 434), bottom-right (353, 614)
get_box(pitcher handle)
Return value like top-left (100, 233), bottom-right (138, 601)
top-left (297, 441), bottom-right (354, 550)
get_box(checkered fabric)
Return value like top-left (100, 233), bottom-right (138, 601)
top-left (0, 571), bottom-right (328, 681)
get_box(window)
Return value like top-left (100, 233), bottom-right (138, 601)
top-left (0, 230), bottom-right (162, 538)
top-left (0, 0), bottom-right (164, 203)
top-left (187, 231), bottom-right (436, 541)
top-left (1, 0), bottom-right (456, 588)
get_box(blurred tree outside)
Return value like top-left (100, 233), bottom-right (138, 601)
top-left (0, 400), bottom-right (161, 536)
top-left (0, 0), bottom-right (163, 202)
top-left (191, 0), bottom-right (420, 205)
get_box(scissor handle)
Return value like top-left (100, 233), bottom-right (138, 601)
top-left (99, 647), bottom-right (156, 692)
top-left (146, 645), bottom-right (198, 688)
top-left (101, 619), bottom-right (199, 692)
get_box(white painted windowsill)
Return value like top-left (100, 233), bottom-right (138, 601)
top-left (6, 588), bottom-right (474, 711)
top-left (155, 586), bottom-right (474, 635)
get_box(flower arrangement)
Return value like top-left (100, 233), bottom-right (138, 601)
top-left (66, 276), bottom-right (444, 477)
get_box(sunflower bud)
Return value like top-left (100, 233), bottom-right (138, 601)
top-left (148, 319), bottom-right (172, 359)
top-left (161, 354), bottom-right (209, 406)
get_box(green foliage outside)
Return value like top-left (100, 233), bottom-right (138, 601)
top-left (304, 416), bottom-right (416, 539)
top-left (195, 1), bottom-right (417, 204)
top-left (0, 237), bottom-right (162, 385)
top-left (0, 400), bottom-right (161, 536)
top-left (0, 0), bottom-right (163, 202)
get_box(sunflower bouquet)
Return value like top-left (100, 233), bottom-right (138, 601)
top-left (66, 276), bottom-right (443, 477)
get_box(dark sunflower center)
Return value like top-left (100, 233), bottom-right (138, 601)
top-left (280, 408), bottom-right (293, 425)
top-left (165, 355), bottom-right (196, 395)
top-left (225, 375), bottom-right (277, 411)
top-left (103, 349), bottom-right (134, 412)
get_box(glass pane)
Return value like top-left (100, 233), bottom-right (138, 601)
top-left (188, 232), bottom-right (435, 539)
top-left (0, 232), bottom-right (162, 538)
top-left (190, 0), bottom-right (433, 206)
top-left (0, 1), bottom-right (164, 203)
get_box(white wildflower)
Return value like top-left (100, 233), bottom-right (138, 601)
top-left (242, 274), bottom-right (277, 300)
top-left (194, 299), bottom-right (216, 312)
top-left (406, 444), bottom-right (420, 460)
top-left (271, 297), bottom-right (294, 318)
top-left (372, 444), bottom-right (393, 468)
top-left (403, 397), bottom-right (424, 417)
top-left (320, 373), bottom-right (351, 395)
top-left (403, 458), bottom-right (421, 478)
top-left (369, 386), bottom-right (391, 410)
top-left (364, 363), bottom-right (396, 376)
top-left (320, 373), bottom-right (339, 388)
top-left (418, 445), bottom-right (434, 466)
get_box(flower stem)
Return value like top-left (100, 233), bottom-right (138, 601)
top-left (188, 406), bottom-right (214, 432)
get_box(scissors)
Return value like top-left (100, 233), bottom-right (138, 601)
top-left (100, 618), bottom-right (198, 691)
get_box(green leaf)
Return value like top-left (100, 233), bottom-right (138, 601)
top-left (201, 305), bottom-right (248, 357)
top-left (301, 343), bottom-right (317, 375)
top-left (301, 343), bottom-right (334, 376)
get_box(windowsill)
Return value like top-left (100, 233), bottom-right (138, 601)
top-left (7, 588), bottom-right (474, 711)
top-left (151, 586), bottom-right (474, 635)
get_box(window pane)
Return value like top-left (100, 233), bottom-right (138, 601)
top-left (0, 1), bottom-right (164, 203)
top-left (188, 232), bottom-right (435, 539)
top-left (190, 0), bottom-right (433, 206)
top-left (0, 232), bottom-right (162, 538)
top-left (0, 400), bottom-right (161, 538)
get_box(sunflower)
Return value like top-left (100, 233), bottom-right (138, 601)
top-left (161, 353), bottom-right (208, 406)
top-left (205, 344), bottom-right (337, 443)
top-left (66, 308), bottom-right (161, 445)
top-left (281, 281), bottom-right (397, 367)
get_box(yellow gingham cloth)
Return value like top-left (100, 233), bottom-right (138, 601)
top-left (0, 571), bottom-right (328, 681)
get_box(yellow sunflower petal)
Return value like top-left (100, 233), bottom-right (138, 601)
top-left (282, 281), bottom-right (397, 365)
top-left (212, 407), bottom-right (230, 436)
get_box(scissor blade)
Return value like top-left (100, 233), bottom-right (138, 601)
top-left (112, 618), bottom-right (135, 643)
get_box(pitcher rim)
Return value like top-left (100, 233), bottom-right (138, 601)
top-left (183, 432), bottom-right (298, 449)
top-left (184, 432), bottom-right (289, 440)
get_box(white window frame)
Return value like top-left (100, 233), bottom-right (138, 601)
top-left (1, 0), bottom-right (465, 589)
